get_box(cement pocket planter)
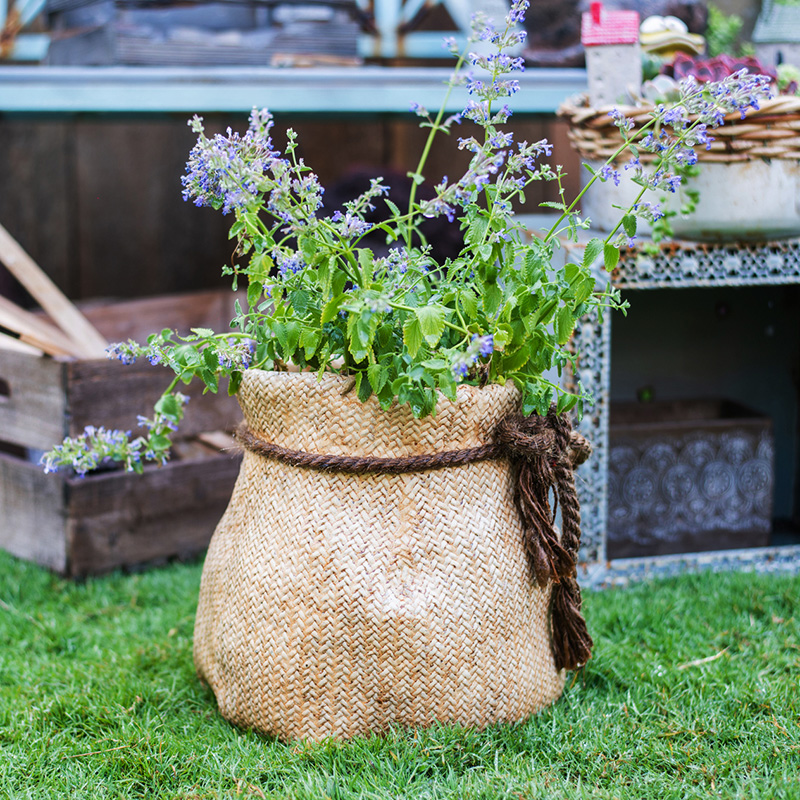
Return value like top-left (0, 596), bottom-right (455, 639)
top-left (579, 158), bottom-right (800, 242)
top-left (193, 370), bottom-right (592, 742)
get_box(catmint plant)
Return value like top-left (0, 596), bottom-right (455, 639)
top-left (42, 0), bottom-right (771, 476)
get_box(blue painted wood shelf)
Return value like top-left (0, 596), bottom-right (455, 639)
top-left (0, 65), bottom-right (587, 113)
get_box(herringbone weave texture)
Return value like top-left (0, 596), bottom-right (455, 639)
top-left (193, 371), bottom-right (565, 742)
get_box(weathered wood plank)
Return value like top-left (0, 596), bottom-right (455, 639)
top-left (0, 350), bottom-right (68, 450)
top-left (65, 358), bottom-right (242, 440)
top-left (0, 451), bottom-right (67, 572)
top-left (78, 289), bottom-right (239, 342)
top-left (65, 449), bottom-right (241, 576)
top-left (66, 289), bottom-right (244, 439)
top-left (0, 119), bottom-right (74, 301)
top-left (0, 295), bottom-right (81, 357)
top-left (0, 291), bottom-right (244, 450)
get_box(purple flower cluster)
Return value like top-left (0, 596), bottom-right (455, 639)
top-left (451, 334), bottom-right (494, 379)
top-left (331, 210), bottom-right (372, 238)
top-left (599, 68), bottom-right (772, 239)
top-left (182, 109), bottom-right (325, 234)
top-left (383, 248), bottom-right (411, 275)
top-left (632, 200), bottom-right (665, 222)
top-left (215, 339), bottom-right (254, 370)
top-left (273, 249), bottom-right (305, 276)
top-left (599, 164), bottom-right (621, 187)
top-left (106, 341), bottom-right (138, 365)
top-left (41, 425), bottom-right (139, 477)
top-left (181, 110), bottom-right (282, 215)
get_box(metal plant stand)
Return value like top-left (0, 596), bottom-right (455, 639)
top-left (568, 236), bottom-right (800, 587)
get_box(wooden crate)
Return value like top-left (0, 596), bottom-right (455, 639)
top-left (0, 290), bottom-right (244, 575)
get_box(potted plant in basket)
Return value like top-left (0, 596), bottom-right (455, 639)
top-left (561, 7), bottom-right (799, 243)
top-left (42, 2), bottom-right (770, 742)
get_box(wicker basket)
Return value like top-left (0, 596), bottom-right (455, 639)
top-left (559, 94), bottom-right (800, 240)
top-left (559, 94), bottom-right (800, 164)
top-left (193, 370), bottom-right (569, 742)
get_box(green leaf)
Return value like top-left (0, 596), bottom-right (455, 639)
top-left (276, 320), bottom-right (301, 358)
top-left (564, 262), bottom-right (580, 286)
top-left (228, 370), bottom-right (243, 396)
top-left (357, 248), bottom-right (375, 285)
top-left (459, 289), bottom-right (478, 319)
top-left (466, 214), bottom-right (489, 247)
top-left (298, 235), bottom-right (316, 262)
top-left (200, 369), bottom-right (219, 394)
top-left (535, 297), bottom-right (558, 326)
top-left (348, 342), bottom-right (369, 364)
top-left (437, 370), bottom-right (458, 401)
top-left (622, 214), bottom-right (637, 238)
top-left (407, 172), bottom-right (424, 186)
top-left (173, 344), bottom-right (201, 368)
top-left (555, 306), bottom-right (576, 345)
top-left (483, 284), bottom-right (502, 316)
top-left (384, 198), bottom-right (401, 217)
top-left (332, 268), bottom-right (347, 298)
top-left (154, 393), bottom-right (182, 419)
top-left (414, 304), bottom-right (447, 347)
top-left (603, 242), bottom-right (620, 271)
top-left (300, 327), bottom-right (321, 359)
top-left (290, 289), bottom-right (310, 318)
top-left (523, 249), bottom-right (545, 283)
top-left (403, 316), bottom-right (423, 358)
top-left (478, 243), bottom-right (493, 262)
top-left (351, 311), bottom-right (375, 349)
top-left (493, 324), bottom-right (513, 352)
top-left (321, 293), bottom-right (347, 324)
top-left (149, 433), bottom-right (172, 451)
top-left (318, 256), bottom-right (332, 295)
top-left (346, 314), bottom-right (371, 362)
top-left (247, 281), bottom-right (263, 310)
top-left (247, 251), bottom-right (271, 283)
top-left (557, 392), bottom-right (579, 414)
top-left (203, 348), bottom-right (219, 371)
top-left (582, 237), bottom-right (604, 269)
top-left (355, 372), bottom-right (372, 403)
top-left (367, 363), bottom-right (388, 394)
top-left (500, 345), bottom-right (531, 374)
top-left (377, 322), bottom-right (393, 349)
top-left (575, 275), bottom-right (596, 305)
top-left (190, 327), bottom-right (215, 339)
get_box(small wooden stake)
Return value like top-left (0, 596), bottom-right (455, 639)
top-left (0, 223), bottom-right (108, 358)
top-left (0, 295), bottom-right (82, 357)
top-left (0, 330), bottom-right (44, 356)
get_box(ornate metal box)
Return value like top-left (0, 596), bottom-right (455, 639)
top-left (608, 400), bottom-right (774, 559)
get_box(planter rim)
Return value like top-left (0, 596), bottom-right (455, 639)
top-left (237, 369), bottom-right (522, 459)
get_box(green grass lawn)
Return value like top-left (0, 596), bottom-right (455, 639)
top-left (1, 550), bottom-right (798, 800)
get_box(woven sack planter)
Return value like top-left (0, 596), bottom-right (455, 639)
top-left (193, 370), bottom-right (591, 742)
top-left (559, 95), bottom-right (800, 241)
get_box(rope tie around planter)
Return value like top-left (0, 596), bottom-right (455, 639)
top-left (236, 408), bottom-right (593, 671)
